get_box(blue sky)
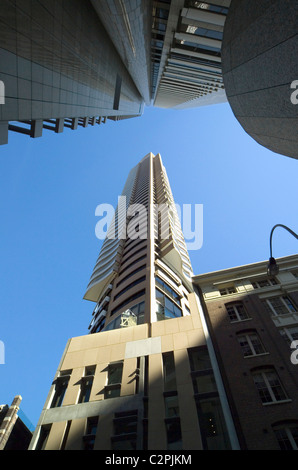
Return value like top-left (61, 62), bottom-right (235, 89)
top-left (0, 102), bottom-right (297, 426)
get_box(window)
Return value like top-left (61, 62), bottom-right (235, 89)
top-left (35, 424), bottom-right (52, 450)
top-left (78, 366), bottom-right (96, 404)
top-left (262, 296), bottom-right (297, 316)
top-left (111, 410), bottom-right (138, 450)
top-left (188, 347), bottom-right (217, 395)
top-left (219, 286), bottom-right (236, 296)
top-left (156, 288), bottom-right (182, 321)
top-left (165, 419), bottom-right (182, 450)
top-left (280, 326), bottom-right (298, 345)
top-left (164, 394), bottom-right (179, 418)
top-left (50, 370), bottom-right (71, 408)
top-left (237, 331), bottom-right (266, 357)
top-left (252, 278), bottom-right (277, 289)
top-left (105, 301), bottom-right (145, 332)
top-left (163, 352), bottom-right (177, 392)
top-left (110, 289), bottom-right (145, 317)
top-left (105, 362), bottom-right (123, 399)
top-left (273, 422), bottom-right (298, 450)
top-left (226, 302), bottom-right (250, 322)
top-left (252, 368), bottom-right (288, 404)
top-left (162, 353), bottom-right (182, 449)
top-left (83, 417), bottom-right (98, 450)
top-left (156, 276), bottom-right (180, 303)
top-left (188, 347), bottom-right (231, 450)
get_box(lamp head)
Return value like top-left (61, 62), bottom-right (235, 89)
top-left (267, 257), bottom-right (279, 276)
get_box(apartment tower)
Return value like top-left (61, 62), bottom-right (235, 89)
top-left (29, 153), bottom-right (238, 451)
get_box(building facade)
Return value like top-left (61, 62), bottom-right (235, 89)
top-left (28, 153), bottom-right (238, 451)
top-left (0, 0), bottom-right (150, 145)
top-left (222, 0), bottom-right (298, 160)
top-left (193, 254), bottom-right (298, 450)
top-left (152, 0), bottom-right (230, 109)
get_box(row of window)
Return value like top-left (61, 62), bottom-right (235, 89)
top-left (42, 344), bottom-right (296, 450)
top-left (50, 362), bottom-right (125, 412)
top-left (219, 277), bottom-right (278, 296)
top-left (226, 295), bottom-right (297, 323)
top-left (34, 412), bottom-right (298, 451)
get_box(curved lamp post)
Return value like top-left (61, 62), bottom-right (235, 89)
top-left (267, 224), bottom-right (298, 276)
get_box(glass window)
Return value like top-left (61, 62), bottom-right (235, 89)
top-left (192, 373), bottom-right (217, 395)
top-left (105, 362), bottom-right (123, 399)
top-left (219, 286), bottom-right (236, 296)
top-left (155, 276), bottom-right (180, 302)
top-left (163, 352), bottom-right (177, 392)
top-left (112, 410), bottom-right (138, 451)
top-left (273, 423), bottom-right (298, 450)
top-left (252, 278), bottom-right (277, 288)
top-left (252, 368), bottom-right (288, 404)
top-left (237, 331), bottom-right (266, 357)
top-left (83, 417), bottom-right (98, 451)
top-left (262, 296), bottom-right (296, 316)
top-left (164, 394), bottom-right (180, 418)
top-left (78, 366), bottom-right (96, 404)
top-left (35, 425), bottom-right (52, 450)
top-left (280, 327), bottom-right (298, 345)
top-left (188, 347), bottom-right (212, 372)
top-left (165, 419), bottom-right (183, 450)
top-left (226, 302), bottom-right (250, 322)
top-left (50, 371), bottom-right (71, 408)
top-left (156, 288), bottom-right (182, 321)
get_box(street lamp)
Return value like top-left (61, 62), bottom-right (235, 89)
top-left (267, 224), bottom-right (298, 276)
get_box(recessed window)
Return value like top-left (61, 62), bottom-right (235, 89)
top-left (78, 366), bottom-right (96, 404)
top-left (163, 352), bottom-right (177, 392)
top-left (35, 424), bottom-right (52, 450)
top-left (111, 410), bottom-right (138, 451)
top-left (188, 347), bottom-right (231, 450)
top-left (279, 326), bottom-right (298, 345)
top-left (226, 302), bottom-right (250, 322)
top-left (50, 370), bottom-right (72, 408)
top-left (262, 296), bottom-right (297, 316)
top-left (105, 362), bottom-right (123, 399)
top-left (251, 278), bottom-right (277, 289)
top-left (252, 368), bottom-right (288, 404)
top-left (83, 417), bottom-right (98, 451)
top-left (219, 286), bottom-right (236, 296)
top-left (237, 331), bottom-right (267, 357)
top-left (273, 422), bottom-right (298, 450)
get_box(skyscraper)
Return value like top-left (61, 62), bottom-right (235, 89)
top-left (0, 0), bottom-right (231, 145)
top-left (29, 153), bottom-right (238, 451)
top-left (0, 0), bottom-right (151, 145)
